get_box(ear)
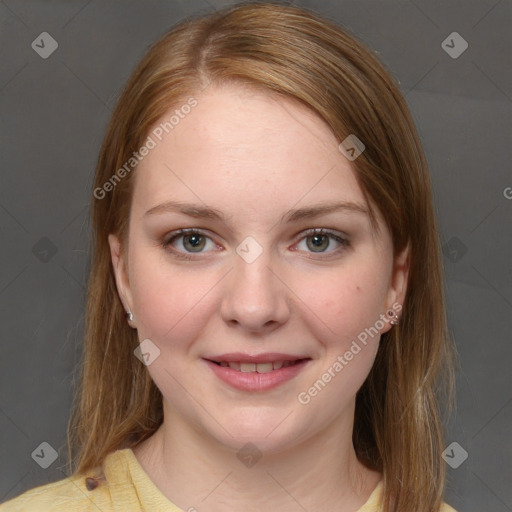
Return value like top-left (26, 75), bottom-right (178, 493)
top-left (380, 243), bottom-right (409, 334)
top-left (108, 233), bottom-right (136, 328)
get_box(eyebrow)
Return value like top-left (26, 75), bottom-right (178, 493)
top-left (144, 200), bottom-right (370, 224)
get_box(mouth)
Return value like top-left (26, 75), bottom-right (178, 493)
top-left (202, 356), bottom-right (312, 392)
top-left (206, 358), bottom-right (311, 373)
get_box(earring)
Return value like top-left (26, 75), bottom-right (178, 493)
top-left (126, 311), bottom-right (134, 322)
top-left (386, 309), bottom-right (400, 326)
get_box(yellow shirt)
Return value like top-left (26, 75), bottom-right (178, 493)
top-left (0, 448), bottom-right (457, 511)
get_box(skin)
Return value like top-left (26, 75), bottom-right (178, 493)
top-left (109, 83), bottom-right (409, 512)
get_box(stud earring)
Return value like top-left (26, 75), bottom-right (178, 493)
top-left (126, 311), bottom-right (134, 322)
top-left (386, 309), bottom-right (400, 326)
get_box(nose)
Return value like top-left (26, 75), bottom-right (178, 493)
top-left (220, 245), bottom-right (291, 333)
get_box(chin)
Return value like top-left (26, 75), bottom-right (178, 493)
top-left (206, 416), bottom-right (306, 456)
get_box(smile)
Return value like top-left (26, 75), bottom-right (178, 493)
top-left (203, 358), bottom-right (312, 391)
top-left (211, 360), bottom-right (305, 373)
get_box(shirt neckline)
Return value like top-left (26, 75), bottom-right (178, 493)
top-left (105, 447), bottom-right (383, 512)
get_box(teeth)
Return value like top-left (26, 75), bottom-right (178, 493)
top-left (254, 362), bottom-right (273, 373)
top-left (240, 362), bottom-right (256, 373)
top-left (218, 360), bottom-right (297, 373)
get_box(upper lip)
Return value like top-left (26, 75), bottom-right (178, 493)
top-left (204, 352), bottom-right (311, 364)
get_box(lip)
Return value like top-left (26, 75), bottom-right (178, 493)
top-left (204, 352), bottom-right (310, 364)
top-left (203, 357), bottom-right (311, 392)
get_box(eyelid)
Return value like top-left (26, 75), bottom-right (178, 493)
top-left (299, 227), bottom-right (349, 241)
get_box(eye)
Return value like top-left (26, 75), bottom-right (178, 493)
top-left (162, 229), bottom-right (218, 260)
top-left (294, 228), bottom-right (349, 257)
top-left (162, 227), bottom-right (350, 261)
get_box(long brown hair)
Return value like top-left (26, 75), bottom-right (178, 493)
top-left (67, 3), bottom-right (457, 511)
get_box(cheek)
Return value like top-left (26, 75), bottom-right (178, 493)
top-left (302, 261), bottom-right (391, 347)
top-left (127, 248), bottom-right (217, 344)
top-left (295, 271), bottom-right (386, 414)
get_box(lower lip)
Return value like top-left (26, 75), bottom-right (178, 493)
top-left (203, 359), bottom-right (311, 391)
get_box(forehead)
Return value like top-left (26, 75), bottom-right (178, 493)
top-left (130, 84), bottom-right (373, 227)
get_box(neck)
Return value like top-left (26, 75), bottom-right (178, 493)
top-left (133, 400), bottom-right (381, 512)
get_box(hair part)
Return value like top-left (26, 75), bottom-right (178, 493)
top-left (67, 4), bottom-right (457, 512)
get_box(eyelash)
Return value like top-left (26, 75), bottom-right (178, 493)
top-left (161, 228), bottom-right (350, 261)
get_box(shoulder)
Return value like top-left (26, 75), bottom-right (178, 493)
top-left (0, 474), bottom-right (100, 512)
top-left (0, 449), bottom-right (145, 512)
top-left (440, 502), bottom-right (458, 512)
top-left (359, 480), bottom-right (458, 512)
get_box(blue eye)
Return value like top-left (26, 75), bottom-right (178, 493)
top-left (162, 228), bottom-right (350, 260)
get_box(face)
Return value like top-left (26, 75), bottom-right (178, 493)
top-left (109, 84), bottom-right (408, 454)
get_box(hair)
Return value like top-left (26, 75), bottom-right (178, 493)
top-left (66, 3), bottom-right (457, 511)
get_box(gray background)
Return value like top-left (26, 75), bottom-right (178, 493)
top-left (0, 0), bottom-right (511, 510)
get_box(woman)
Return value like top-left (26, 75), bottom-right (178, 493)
top-left (0, 2), bottom-right (457, 511)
